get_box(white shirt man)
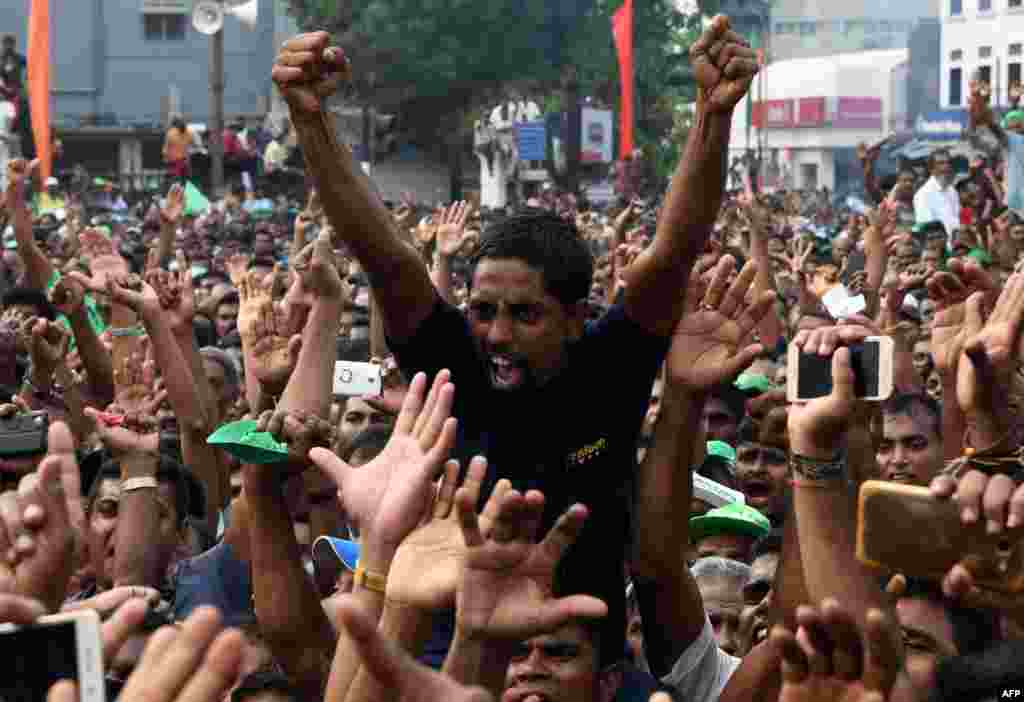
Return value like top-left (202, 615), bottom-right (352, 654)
top-left (913, 150), bottom-right (960, 241)
top-left (0, 99), bottom-right (15, 190)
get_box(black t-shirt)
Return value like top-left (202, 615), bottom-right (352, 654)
top-left (390, 297), bottom-right (669, 662)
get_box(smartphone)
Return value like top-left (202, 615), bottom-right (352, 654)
top-left (0, 411), bottom-right (49, 457)
top-left (857, 480), bottom-right (1024, 594)
top-left (333, 361), bottom-right (382, 397)
top-left (787, 336), bottom-right (894, 402)
top-left (0, 610), bottom-right (106, 702)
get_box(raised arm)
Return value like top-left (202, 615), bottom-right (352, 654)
top-left (787, 324), bottom-right (903, 630)
top-left (622, 16), bottom-right (757, 336)
top-left (157, 185), bottom-right (184, 266)
top-left (432, 202), bottom-right (471, 304)
top-left (272, 35), bottom-right (436, 344)
top-left (5, 160), bottom-right (53, 291)
top-left (244, 413), bottom-right (338, 698)
top-left (50, 275), bottom-right (115, 410)
top-left (146, 253), bottom-right (228, 529)
top-left (633, 257), bottom-right (774, 675)
top-left (307, 371), bottom-right (457, 702)
top-left (741, 195), bottom-right (783, 348)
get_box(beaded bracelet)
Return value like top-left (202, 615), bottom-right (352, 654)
top-left (789, 451), bottom-right (847, 483)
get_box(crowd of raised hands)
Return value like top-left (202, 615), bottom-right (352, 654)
top-left (0, 12), bottom-right (1022, 702)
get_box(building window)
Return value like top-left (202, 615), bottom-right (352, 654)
top-left (1010, 43), bottom-right (1022, 56)
top-left (951, 48), bottom-right (963, 61)
top-left (1012, 0), bottom-right (1023, 8)
top-left (950, 66), bottom-right (963, 105)
top-left (978, 64), bottom-right (992, 87)
top-left (1010, 62), bottom-right (1022, 94)
top-left (143, 13), bottom-right (186, 40)
top-left (800, 21), bottom-right (816, 35)
top-left (950, 0), bottom-right (963, 15)
top-left (978, 0), bottom-right (991, 11)
top-left (980, 46), bottom-right (992, 58)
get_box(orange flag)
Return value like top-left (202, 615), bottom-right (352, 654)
top-left (611, 0), bottom-right (634, 160)
top-left (27, 0), bottom-right (51, 181)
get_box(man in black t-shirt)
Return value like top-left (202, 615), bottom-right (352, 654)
top-left (274, 18), bottom-right (758, 666)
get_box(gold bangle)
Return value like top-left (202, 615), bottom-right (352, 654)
top-left (354, 564), bottom-right (387, 594)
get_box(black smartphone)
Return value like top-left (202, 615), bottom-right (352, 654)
top-left (787, 338), bottom-right (895, 402)
top-left (0, 411), bottom-right (48, 457)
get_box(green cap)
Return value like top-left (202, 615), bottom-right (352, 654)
top-left (689, 502), bottom-right (771, 542)
top-left (967, 248), bottom-right (992, 266)
top-left (706, 440), bottom-right (737, 465)
top-left (207, 419), bottom-right (290, 464)
top-left (1003, 110), bottom-right (1024, 128)
top-left (912, 220), bottom-right (946, 235)
top-left (735, 373), bottom-right (773, 395)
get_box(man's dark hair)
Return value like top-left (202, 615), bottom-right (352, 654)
top-left (928, 148), bottom-right (952, 171)
top-left (337, 337), bottom-right (371, 363)
top-left (342, 424), bottom-right (393, 463)
top-left (88, 457), bottom-right (191, 530)
top-left (2, 288), bottom-right (56, 320)
top-left (252, 257), bottom-right (277, 271)
top-left (899, 577), bottom-right (1000, 657)
top-left (752, 527), bottom-right (783, 560)
top-left (231, 670), bottom-right (298, 702)
top-left (880, 392), bottom-right (942, 440)
top-left (470, 213), bottom-right (593, 307)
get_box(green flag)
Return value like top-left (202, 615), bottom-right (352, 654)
top-left (184, 181), bottom-right (211, 215)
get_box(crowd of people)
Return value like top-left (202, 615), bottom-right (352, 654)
top-left (0, 13), bottom-right (1023, 702)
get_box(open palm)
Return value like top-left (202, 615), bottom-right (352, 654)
top-left (388, 458), bottom-right (507, 611)
top-left (668, 257), bottom-right (774, 390)
top-left (956, 273), bottom-right (1024, 418)
top-left (454, 483), bottom-right (606, 642)
top-left (0, 444), bottom-right (77, 610)
top-left (311, 371), bottom-right (457, 552)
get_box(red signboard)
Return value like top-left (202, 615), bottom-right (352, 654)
top-left (751, 99), bottom-right (794, 128)
top-left (833, 97), bottom-right (883, 128)
top-left (753, 96), bottom-right (883, 129)
top-left (795, 97), bottom-right (826, 127)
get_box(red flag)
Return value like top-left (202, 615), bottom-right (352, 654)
top-left (611, 0), bottom-right (634, 160)
top-left (27, 0), bottom-right (52, 181)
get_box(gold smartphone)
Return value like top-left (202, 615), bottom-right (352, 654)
top-left (856, 480), bottom-right (1024, 594)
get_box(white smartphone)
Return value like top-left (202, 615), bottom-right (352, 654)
top-left (787, 336), bottom-right (895, 403)
top-left (0, 610), bottom-right (106, 702)
top-left (333, 361), bottom-right (383, 397)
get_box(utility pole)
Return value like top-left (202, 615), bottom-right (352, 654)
top-left (564, 65), bottom-right (581, 195)
top-left (209, 28), bottom-right (225, 194)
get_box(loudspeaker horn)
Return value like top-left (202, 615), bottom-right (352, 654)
top-left (192, 0), bottom-right (225, 35)
top-left (226, 0), bottom-right (259, 30)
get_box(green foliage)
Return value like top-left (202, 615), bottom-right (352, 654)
top-left (281, 0), bottom-right (700, 156)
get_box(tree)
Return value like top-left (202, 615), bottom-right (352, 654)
top-left (282, 0), bottom-right (698, 190)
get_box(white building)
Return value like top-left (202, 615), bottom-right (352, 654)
top-left (940, 0), bottom-right (1024, 109)
top-left (730, 49), bottom-right (908, 191)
